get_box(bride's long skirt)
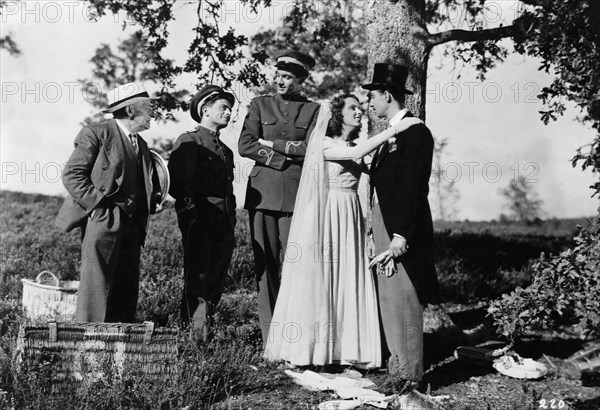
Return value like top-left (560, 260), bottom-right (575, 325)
top-left (264, 188), bottom-right (381, 368)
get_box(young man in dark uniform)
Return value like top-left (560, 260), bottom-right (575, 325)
top-left (238, 50), bottom-right (320, 343)
top-left (169, 85), bottom-right (236, 338)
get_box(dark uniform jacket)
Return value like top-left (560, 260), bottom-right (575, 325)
top-left (370, 111), bottom-right (440, 305)
top-left (169, 126), bottom-right (236, 216)
top-left (239, 92), bottom-right (320, 212)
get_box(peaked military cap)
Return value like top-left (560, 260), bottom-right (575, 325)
top-left (189, 85), bottom-right (235, 123)
top-left (273, 49), bottom-right (316, 78)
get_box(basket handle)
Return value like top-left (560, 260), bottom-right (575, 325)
top-left (36, 270), bottom-right (59, 286)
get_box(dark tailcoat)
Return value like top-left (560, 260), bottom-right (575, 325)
top-left (370, 112), bottom-right (440, 305)
top-left (55, 119), bottom-right (159, 323)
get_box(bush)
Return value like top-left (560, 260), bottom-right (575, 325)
top-left (488, 215), bottom-right (600, 340)
top-left (433, 228), bottom-right (574, 303)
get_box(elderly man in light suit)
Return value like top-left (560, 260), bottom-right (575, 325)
top-left (55, 82), bottom-right (161, 323)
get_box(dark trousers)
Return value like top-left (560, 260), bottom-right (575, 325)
top-left (77, 204), bottom-right (146, 323)
top-left (178, 207), bottom-right (235, 334)
top-left (372, 203), bottom-right (424, 381)
top-left (248, 209), bottom-right (292, 344)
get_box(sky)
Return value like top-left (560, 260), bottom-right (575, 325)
top-left (1, 0), bottom-right (598, 220)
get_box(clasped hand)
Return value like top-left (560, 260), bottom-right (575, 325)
top-left (368, 237), bottom-right (408, 278)
top-left (368, 251), bottom-right (396, 277)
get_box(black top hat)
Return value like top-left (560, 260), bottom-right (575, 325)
top-left (273, 49), bottom-right (316, 78)
top-left (189, 85), bottom-right (235, 123)
top-left (362, 63), bottom-right (413, 95)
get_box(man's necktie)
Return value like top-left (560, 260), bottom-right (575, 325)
top-left (215, 134), bottom-right (226, 162)
top-left (129, 133), bottom-right (139, 155)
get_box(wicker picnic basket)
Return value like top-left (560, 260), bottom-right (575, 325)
top-left (16, 321), bottom-right (179, 382)
top-left (21, 271), bottom-right (78, 320)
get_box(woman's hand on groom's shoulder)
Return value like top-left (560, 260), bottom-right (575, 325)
top-left (396, 117), bottom-right (423, 131)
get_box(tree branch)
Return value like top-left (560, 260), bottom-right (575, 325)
top-left (427, 24), bottom-right (525, 48)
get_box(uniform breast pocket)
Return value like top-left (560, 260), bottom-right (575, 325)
top-left (261, 116), bottom-right (278, 131)
top-left (295, 107), bottom-right (316, 131)
top-left (294, 117), bottom-right (310, 130)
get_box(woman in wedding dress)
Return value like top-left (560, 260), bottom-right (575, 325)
top-left (261, 94), bottom-right (421, 368)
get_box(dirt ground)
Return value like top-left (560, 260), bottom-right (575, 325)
top-left (215, 305), bottom-right (600, 409)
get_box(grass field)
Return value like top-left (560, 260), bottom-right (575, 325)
top-left (1, 190), bottom-right (598, 409)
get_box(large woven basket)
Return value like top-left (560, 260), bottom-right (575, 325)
top-left (21, 271), bottom-right (78, 320)
top-left (16, 322), bottom-right (178, 382)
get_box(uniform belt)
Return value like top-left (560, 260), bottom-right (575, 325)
top-left (206, 196), bottom-right (226, 208)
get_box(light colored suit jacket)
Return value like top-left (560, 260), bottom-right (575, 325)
top-left (55, 119), bottom-right (155, 233)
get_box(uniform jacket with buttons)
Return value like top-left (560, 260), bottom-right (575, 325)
top-left (168, 125), bottom-right (236, 215)
top-left (238, 93), bottom-right (320, 212)
top-left (370, 111), bottom-right (439, 304)
top-left (55, 119), bottom-right (156, 233)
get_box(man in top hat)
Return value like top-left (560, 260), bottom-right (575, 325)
top-left (238, 50), bottom-right (320, 343)
top-left (168, 85), bottom-right (236, 337)
top-left (55, 82), bottom-right (162, 323)
top-left (362, 63), bottom-right (440, 385)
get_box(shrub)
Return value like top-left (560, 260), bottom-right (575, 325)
top-left (433, 228), bottom-right (574, 303)
top-left (488, 215), bottom-right (600, 340)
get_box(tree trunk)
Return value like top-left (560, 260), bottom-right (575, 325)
top-left (364, 0), bottom-right (469, 340)
top-left (364, 0), bottom-right (429, 120)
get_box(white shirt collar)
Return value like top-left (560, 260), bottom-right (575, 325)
top-left (389, 108), bottom-right (408, 126)
top-left (115, 119), bottom-right (133, 136)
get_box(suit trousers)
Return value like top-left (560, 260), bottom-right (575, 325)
top-left (249, 209), bottom-right (292, 344)
top-left (77, 203), bottom-right (145, 323)
top-left (372, 203), bottom-right (424, 381)
top-left (178, 207), bottom-right (235, 336)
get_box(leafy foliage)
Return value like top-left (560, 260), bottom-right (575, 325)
top-left (78, 32), bottom-right (188, 125)
top-left (0, 0), bottom-right (21, 56)
top-left (488, 214), bottom-right (600, 341)
top-left (250, 0), bottom-right (367, 99)
top-left (85, 0), bottom-right (273, 106)
top-left (514, 0), bottom-right (600, 195)
top-left (1, 191), bottom-right (596, 408)
top-left (251, 0), bottom-right (600, 196)
top-left (434, 227), bottom-right (575, 303)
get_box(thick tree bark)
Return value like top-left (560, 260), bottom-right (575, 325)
top-left (364, 0), bottom-right (429, 120)
top-left (364, 0), bottom-right (468, 339)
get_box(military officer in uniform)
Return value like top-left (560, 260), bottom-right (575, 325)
top-left (239, 50), bottom-right (320, 343)
top-left (169, 85), bottom-right (236, 338)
